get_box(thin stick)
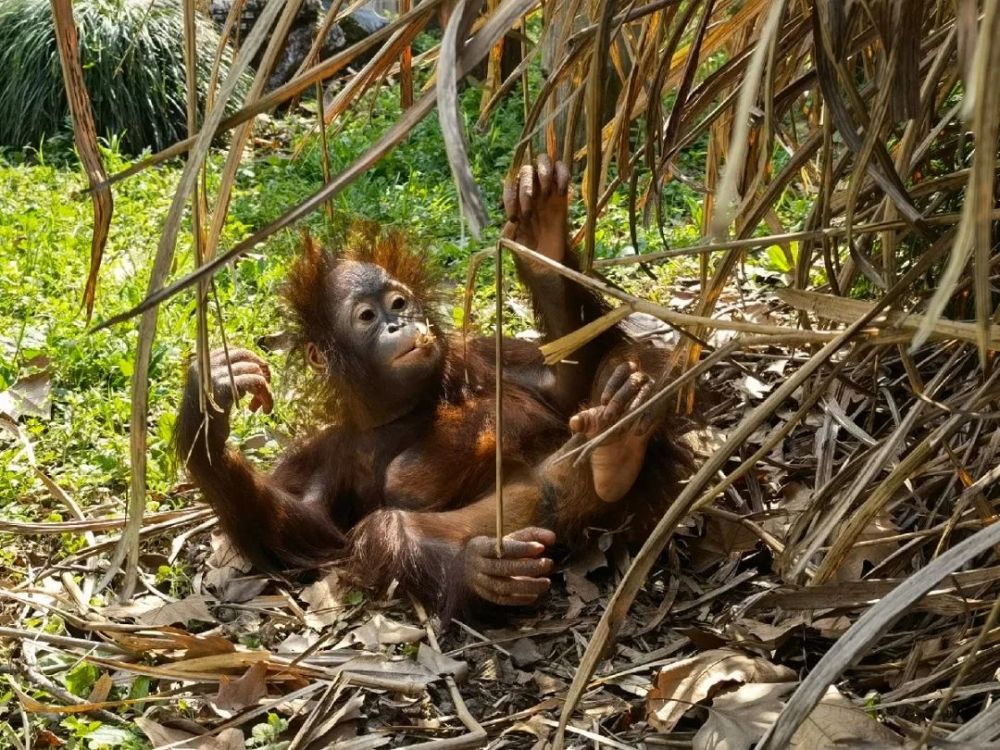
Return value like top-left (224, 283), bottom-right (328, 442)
top-left (409, 599), bottom-right (487, 750)
top-left (0, 626), bottom-right (126, 653)
top-left (400, 0), bottom-right (413, 108)
top-left (316, 82), bottom-right (335, 223)
top-left (520, 13), bottom-right (532, 161)
top-left (593, 208), bottom-right (1000, 268)
top-left (494, 242), bottom-right (504, 557)
top-left (16, 668), bottom-right (127, 727)
top-left (582, 0), bottom-right (618, 272)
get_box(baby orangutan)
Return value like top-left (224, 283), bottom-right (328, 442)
top-left (177, 157), bottom-right (689, 614)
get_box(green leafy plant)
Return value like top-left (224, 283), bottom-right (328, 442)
top-left (0, 0), bottom-right (248, 154)
top-left (155, 562), bottom-right (193, 598)
top-left (64, 661), bottom-right (99, 697)
top-left (248, 713), bottom-right (289, 750)
top-left (61, 716), bottom-right (146, 749)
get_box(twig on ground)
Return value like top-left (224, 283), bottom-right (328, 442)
top-left (408, 599), bottom-right (487, 750)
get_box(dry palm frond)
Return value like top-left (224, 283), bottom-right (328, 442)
top-left (48, 0), bottom-right (112, 322)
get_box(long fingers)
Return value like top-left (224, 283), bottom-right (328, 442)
top-left (476, 554), bottom-right (553, 578)
top-left (212, 360), bottom-right (266, 381)
top-left (518, 164), bottom-right (535, 218)
top-left (467, 531), bottom-right (549, 560)
top-left (504, 155), bottom-right (569, 222)
top-left (630, 378), bottom-right (656, 436)
top-left (471, 571), bottom-right (551, 606)
top-left (232, 373), bottom-right (274, 414)
top-left (555, 160), bottom-right (570, 195)
top-left (465, 527), bottom-right (555, 606)
top-left (210, 347), bottom-right (268, 372)
top-left (505, 526), bottom-right (556, 547)
top-left (503, 180), bottom-right (519, 221)
top-left (536, 153), bottom-right (552, 196)
top-left (572, 367), bottom-right (653, 437)
top-left (209, 353), bottom-right (273, 414)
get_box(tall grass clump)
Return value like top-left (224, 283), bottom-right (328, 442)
top-left (0, 0), bottom-right (248, 153)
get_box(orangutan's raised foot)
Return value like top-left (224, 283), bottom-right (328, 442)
top-left (569, 362), bottom-right (655, 503)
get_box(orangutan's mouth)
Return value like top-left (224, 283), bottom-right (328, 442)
top-left (395, 336), bottom-right (434, 362)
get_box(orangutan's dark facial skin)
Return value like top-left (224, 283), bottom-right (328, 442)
top-left (335, 261), bottom-right (440, 374)
top-left (303, 261), bottom-right (444, 424)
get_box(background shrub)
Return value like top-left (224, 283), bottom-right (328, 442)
top-left (0, 0), bottom-right (248, 154)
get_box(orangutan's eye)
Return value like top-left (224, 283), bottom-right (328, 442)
top-left (357, 307), bottom-right (377, 323)
top-left (390, 294), bottom-right (407, 311)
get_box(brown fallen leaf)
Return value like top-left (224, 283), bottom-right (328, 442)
top-left (162, 628), bottom-right (239, 660)
top-left (810, 615), bottom-right (852, 638)
top-left (337, 654), bottom-right (437, 694)
top-left (86, 672), bottom-right (113, 704)
top-left (692, 682), bottom-right (902, 750)
top-left (214, 661), bottom-right (268, 712)
top-left (0, 371), bottom-right (52, 420)
top-left (275, 631), bottom-right (321, 654)
top-left (166, 651), bottom-right (273, 675)
top-left (101, 595), bottom-right (180, 622)
top-left (694, 682), bottom-right (794, 750)
top-left (834, 513), bottom-right (899, 582)
top-left (729, 616), bottom-right (806, 650)
top-left (299, 691), bottom-right (366, 748)
top-left (201, 731), bottom-right (247, 750)
top-left (417, 643), bottom-right (469, 681)
top-left (508, 637), bottom-right (543, 668)
top-left (533, 671), bottom-right (567, 696)
top-left (135, 717), bottom-right (244, 750)
top-left (301, 569), bottom-right (349, 629)
top-left (691, 516), bottom-right (760, 570)
top-left (565, 594), bottom-right (586, 619)
top-left (790, 686), bottom-right (902, 748)
top-left (219, 575), bottom-right (269, 604)
top-left (763, 482), bottom-right (812, 539)
top-left (138, 595), bottom-right (216, 627)
top-left (9, 679), bottom-right (161, 715)
top-left (647, 649), bottom-right (796, 732)
top-left (103, 628), bottom-right (236, 660)
top-left (564, 544), bottom-right (606, 602)
top-left (335, 614), bottom-right (425, 649)
top-left (564, 568), bottom-right (600, 602)
top-left (503, 714), bottom-right (550, 740)
top-left (204, 532), bottom-right (252, 593)
top-left (740, 374), bottom-right (772, 401)
top-left (680, 425), bottom-right (729, 461)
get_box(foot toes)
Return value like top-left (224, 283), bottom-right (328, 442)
top-left (570, 407), bottom-right (602, 436)
top-left (604, 372), bottom-right (647, 420)
top-left (600, 361), bottom-right (637, 406)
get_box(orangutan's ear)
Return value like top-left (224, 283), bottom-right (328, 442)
top-left (306, 342), bottom-right (328, 373)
